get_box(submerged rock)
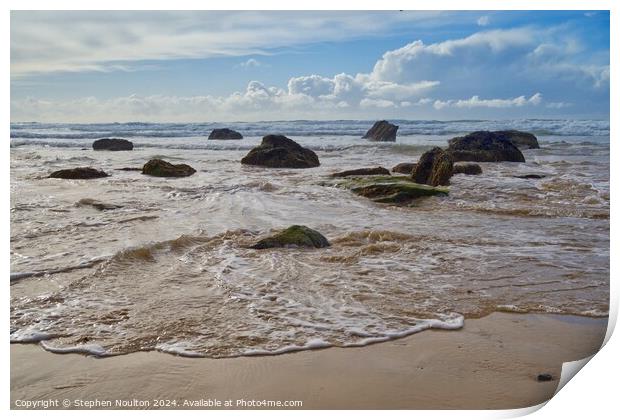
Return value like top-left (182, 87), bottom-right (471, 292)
top-left (412, 147), bottom-right (454, 186)
top-left (241, 135), bottom-right (320, 168)
top-left (331, 175), bottom-right (448, 205)
top-left (495, 130), bottom-right (539, 149)
top-left (362, 120), bottom-right (398, 142)
top-left (250, 225), bottom-right (330, 249)
top-left (142, 159), bottom-right (196, 177)
top-left (49, 167), bottom-right (109, 179)
top-left (536, 373), bottom-right (554, 382)
top-left (391, 162), bottom-right (416, 174)
top-left (208, 128), bottom-right (243, 140)
top-left (453, 163), bottom-right (482, 175)
top-left (76, 198), bottom-right (123, 211)
top-left (331, 167), bottom-right (390, 177)
top-left (446, 131), bottom-right (525, 162)
top-left (515, 174), bottom-right (546, 179)
top-left (92, 138), bottom-right (134, 151)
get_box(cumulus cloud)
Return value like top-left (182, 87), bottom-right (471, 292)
top-left (239, 58), bottom-right (262, 68)
top-left (433, 93), bottom-right (542, 110)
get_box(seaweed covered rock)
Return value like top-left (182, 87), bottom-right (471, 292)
top-left (49, 167), bottom-right (109, 179)
top-left (142, 159), bottom-right (196, 177)
top-left (241, 135), bottom-right (320, 168)
top-left (453, 163), bottom-right (482, 175)
top-left (208, 128), bottom-right (243, 140)
top-left (92, 138), bottom-right (134, 151)
top-left (331, 175), bottom-right (448, 205)
top-left (446, 131), bottom-right (525, 162)
top-left (412, 147), bottom-right (454, 186)
top-left (391, 162), bottom-right (416, 174)
top-left (331, 167), bottom-right (390, 178)
top-left (495, 130), bottom-right (539, 149)
top-left (251, 225), bottom-right (330, 249)
top-left (362, 120), bottom-right (398, 142)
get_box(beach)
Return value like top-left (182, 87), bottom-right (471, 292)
top-left (11, 312), bottom-right (607, 410)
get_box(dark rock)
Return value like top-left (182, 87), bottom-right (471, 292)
top-left (515, 174), bottom-right (546, 179)
top-left (391, 163), bottom-right (416, 174)
top-left (76, 198), bottom-right (122, 211)
top-left (251, 225), bottom-right (330, 249)
top-left (142, 159), bottom-right (196, 177)
top-left (92, 138), bottom-right (134, 151)
top-left (537, 373), bottom-right (554, 382)
top-left (362, 120), bottom-right (398, 142)
top-left (446, 131), bottom-right (525, 162)
top-left (453, 163), bottom-right (482, 175)
top-left (329, 175), bottom-right (448, 205)
top-left (331, 167), bottom-right (390, 178)
top-left (116, 167), bottom-right (143, 171)
top-left (241, 135), bottom-right (320, 168)
top-left (49, 167), bottom-right (109, 179)
top-left (208, 128), bottom-right (243, 140)
top-left (495, 130), bottom-right (539, 149)
top-left (412, 147), bottom-right (454, 186)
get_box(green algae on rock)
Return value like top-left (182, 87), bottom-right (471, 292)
top-left (250, 225), bottom-right (330, 249)
top-left (142, 159), bottom-right (196, 177)
top-left (330, 175), bottom-right (448, 205)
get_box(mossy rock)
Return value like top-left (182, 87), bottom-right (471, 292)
top-left (330, 175), bottom-right (448, 205)
top-left (251, 225), bottom-right (330, 249)
top-left (142, 159), bottom-right (196, 177)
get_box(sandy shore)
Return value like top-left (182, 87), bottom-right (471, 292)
top-left (10, 312), bottom-right (607, 410)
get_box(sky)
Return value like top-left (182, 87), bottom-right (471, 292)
top-left (10, 10), bottom-right (610, 122)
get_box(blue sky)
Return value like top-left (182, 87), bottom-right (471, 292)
top-left (10, 10), bottom-right (610, 122)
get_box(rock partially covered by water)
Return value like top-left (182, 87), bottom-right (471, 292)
top-left (412, 147), bottom-right (454, 186)
top-left (391, 163), bottom-right (416, 174)
top-left (76, 198), bottom-right (123, 210)
top-left (208, 128), bottom-right (243, 140)
top-left (446, 131), bottom-right (525, 162)
top-left (49, 167), bottom-right (109, 179)
top-left (331, 167), bottom-right (390, 177)
top-left (515, 174), bottom-right (546, 179)
top-left (495, 130), bottom-right (539, 149)
top-left (241, 135), bottom-right (320, 168)
top-left (362, 120), bottom-right (398, 142)
top-left (142, 159), bottom-right (196, 177)
top-left (331, 175), bottom-right (448, 205)
top-left (453, 162), bottom-right (482, 175)
top-left (92, 138), bottom-right (134, 151)
top-left (251, 225), bottom-right (330, 249)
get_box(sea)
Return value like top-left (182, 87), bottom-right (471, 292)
top-left (9, 119), bottom-right (610, 357)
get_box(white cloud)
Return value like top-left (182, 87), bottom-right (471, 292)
top-left (477, 16), bottom-right (490, 26)
top-left (433, 93), bottom-right (542, 110)
top-left (239, 58), bottom-right (262, 68)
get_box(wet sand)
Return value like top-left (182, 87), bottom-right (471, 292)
top-left (10, 312), bottom-right (607, 409)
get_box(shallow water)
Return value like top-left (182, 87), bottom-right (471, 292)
top-left (10, 120), bottom-right (610, 357)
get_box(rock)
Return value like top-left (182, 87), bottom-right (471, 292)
top-left (329, 175), bottom-right (448, 205)
top-left (241, 135), bottom-right (320, 168)
top-left (116, 167), bottom-right (142, 171)
top-left (495, 130), bottom-right (539, 149)
top-left (250, 225), bottom-right (330, 249)
top-left (515, 174), bottom-right (546, 179)
top-left (412, 147), bottom-right (454, 186)
top-left (391, 163), bottom-right (416, 174)
top-left (49, 167), bottom-right (109, 179)
top-left (362, 120), bottom-right (398, 142)
top-left (76, 198), bottom-right (122, 211)
top-left (208, 128), bottom-right (243, 140)
top-left (446, 131), bottom-right (525, 162)
top-left (92, 138), bottom-right (134, 151)
top-left (331, 167), bottom-right (390, 177)
top-left (537, 373), bottom-right (554, 382)
top-left (142, 159), bottom-right (196, 177)
top-left (453, 163), bottom-right (482, 175)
